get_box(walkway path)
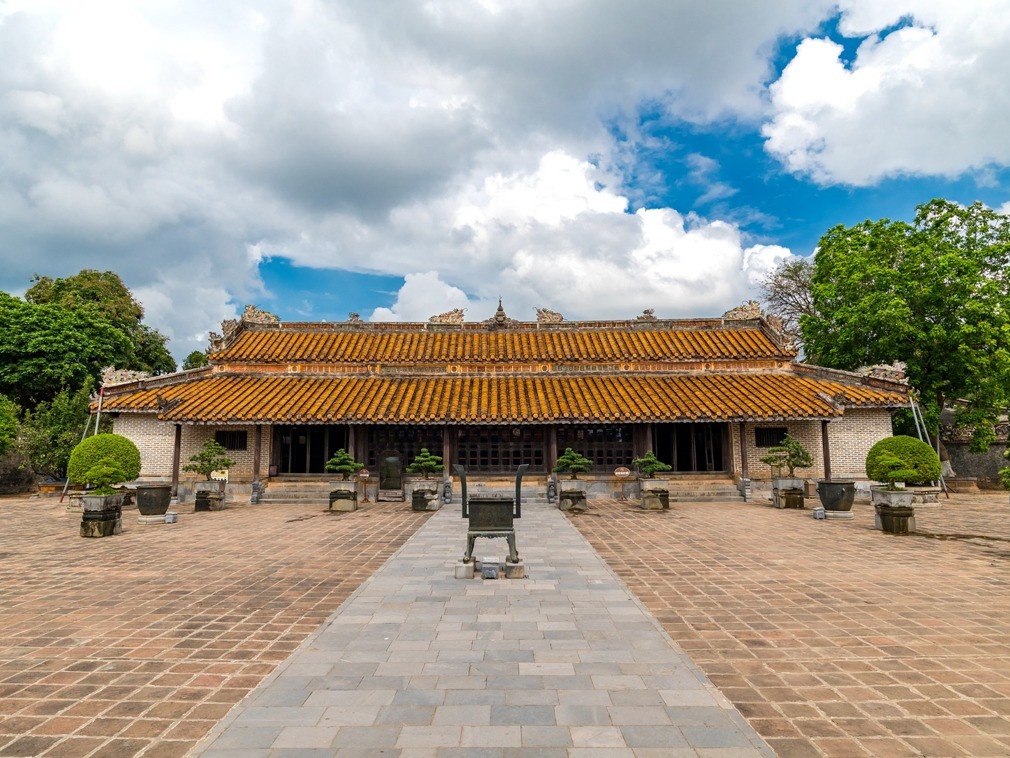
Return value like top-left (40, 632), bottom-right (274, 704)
top-left (195, 500), bottom-right (772, 756)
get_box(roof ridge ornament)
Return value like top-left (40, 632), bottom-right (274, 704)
top-left (429, 308), bottom-right (465, 325)
top-left (485, 298), bottom-right (518, 329)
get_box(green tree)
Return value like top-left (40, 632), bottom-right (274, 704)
top-left (325, 448), bottom-right (364, 480)
top-left (801, 200), bottom-right (1010, 451)
top-left (0, 293), bottom-right (132, 407)
top-left (182, 439), bottom-right (235, 480)
top-left (406, 447), bottom-right (443, 479)
top-left (25, 270), bottom-right (175, 375)
top-left (17, 381), bottom-right (109, 478)
top-left (553, 448), bottom-right (593, 479)
top-left (760, 257), bottom-right (816, 350)
top-left (182, 350), bottom-right (209, 370)
top-left (0, 394), bottom-right (19, 458)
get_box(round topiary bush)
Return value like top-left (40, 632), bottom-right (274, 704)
top-left (68, 433), bottom-right (141, 485)
top-left (865, 435), bottom-right (941, 485)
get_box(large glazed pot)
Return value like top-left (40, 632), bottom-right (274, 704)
top-left (816, 480), bottom-right (855, 511)
top-left (135, 484), bottom-right (172, 516)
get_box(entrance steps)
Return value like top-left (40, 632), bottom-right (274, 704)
top-left (257, 477), bottom-right (334, 506)
top-left (664, 474), bottom-right (744, 503)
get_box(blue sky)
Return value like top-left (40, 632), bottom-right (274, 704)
top-left (1, 1), bottom-right (1008, 362)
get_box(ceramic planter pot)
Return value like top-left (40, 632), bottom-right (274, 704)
top-left (135, 484), bottom-right (172, 516)
top-left (816, 480), bottom-right (855, 511)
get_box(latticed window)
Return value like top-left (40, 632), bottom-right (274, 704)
top-left (556, 425), bottom-right (633, 472)
top-left (754, 427), bottom-right (788, 448)
top-left (456, 427), bottom-right (546, 473)
top-left (366, 426), bottom-right (443, 468)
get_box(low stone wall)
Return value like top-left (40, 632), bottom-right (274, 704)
top-left (946, 442), bottom-right (1008, 488)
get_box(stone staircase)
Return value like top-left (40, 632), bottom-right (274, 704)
top-left (665, 474), bottom-right (745, 503)
top-left (256, 477), bottom-right (334, 506)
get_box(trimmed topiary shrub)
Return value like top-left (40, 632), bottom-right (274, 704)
top-left (553, 448), bottom-right (593, 479)
top-left (325, 448), bottom-right (364, 480)
top-left (865, 435), bottom-right (941, 487)
top-left (183, 440), bottom-right (235, 480)
top-left (632, 450), bottom-right (672, 478)
top-left (67, 433), bottom-right (141, 486)
top-left (406, 448), bottom-right (443, 479)
top-left (758, 434), bottom-right (813, 477)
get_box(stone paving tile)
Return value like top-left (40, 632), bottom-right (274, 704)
top-left (195, 498), bottom-right (772, 756)
top-left (569, 491), bottom-right (1010, 757)
top-left (0, 495), bottom-right (428, 757)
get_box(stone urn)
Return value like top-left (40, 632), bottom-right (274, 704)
top-left (135, 484), bottom-right (172, 516)
top-left (816, 480), bottom-right (855, 512)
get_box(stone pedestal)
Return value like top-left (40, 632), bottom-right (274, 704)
top-left (639, 489), bottom-right (669, 510)
top-left (195, 492), bottom-right (225, 511)
top-left (81, 507), bottom-right (122, 537)
top-left (329, 490), bottom-right (358, 512)
top-left (504, 561), bottom-right (525, 579)
top-left (455, 561), bottom-right (475, 579)
top-left (411, 489), bottom-right (441, 511)
top-left (558, 490), bottom-right (587, 511)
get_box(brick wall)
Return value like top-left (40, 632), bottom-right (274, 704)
top-left (112, 415), bottom-right (175, 480)
top-left (111, 415), bottom-right (272, 483)
top-left (732, 409), bottom-right (893, 481)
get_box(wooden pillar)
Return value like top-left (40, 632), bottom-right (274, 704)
top-left (821, 419), bottom-right (832, 482)
top-left (347, 425), bottom-right (356, 462)
top-left (442, 426), bottom-right (452, 482)
top-left (549, 427), bottom-right (558, 471)
top-left (252, 425), bottom-right (262, 483)
top-left (738, 422), bottom-right (748, 480)
top-left (171, 424), bottom-right (182, 497)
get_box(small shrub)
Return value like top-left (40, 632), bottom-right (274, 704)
top-left (81, 457), bottom-right (127, 495)
top-left (182, 439), bottom-right (235, 479)
top-left (67, 433), bottom-right (141, 485)
top-left (999, 449), bottom-right (1010, 492)
top-left (758, 434), bottom-right (812, 477)
top-left (553, 448), bottom-right (593, 479)
top-left (865, 435), bottom-right (941, 488)
top-left (631, 451), bottom-right (671, 478)
top-left (325, 448), bottom-right (364, 480)
top-left (406, 448), bottom-right (443, 479)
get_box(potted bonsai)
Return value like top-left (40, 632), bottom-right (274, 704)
top-left (67, 433), bottom-right (141, 537)
top-left (405, 448), bottom-right (443, 511)
top-left (632, 451), bottom-right (672, 510)
top-left (183, 439), bottom-right (234, 511)
top-left (865, 435), bottom-right (941, 534)
top-left (553, 448), bottom-right (593, 511)
top-left (325, 448), bottom-right (364, 511)
top-left (759, 434), bottom-right (812, 490)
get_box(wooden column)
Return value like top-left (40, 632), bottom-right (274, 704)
top-left (442, 426), bottom-right (452, 483)
top-left (252, 425), bottom-right (262, 483)
top-left (347, 425), bottom-right (356, 462)
top-left (738, 422), bottom-right (749, 479)
top-left (821, 419), bottom-right (832, 482)
top-left (171, 424), bottom-right (182, 497)
top-left (549, 427), bottom-right (558, 471)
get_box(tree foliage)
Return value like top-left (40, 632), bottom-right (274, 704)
top-left (801, 200), bottom-right (1010, 451)
top-left (631, 450), bottom-right (671, 478)
top-left (758, 434), bottom-right (813, 476)
top-left (182, 350), bottom-right (209, 370)
top-left (406, 447), bottom-right (443, 479)
top-left (553, 448), bottom-right (593, 479)
top-left (0, 293), bottom-right (133, 407)
top-left (67, 433), bottom-right (141, 485)
top-left (182, 439), bottom-right (235, 479)
top-left (0, 394), bottom-right (19, 459)
top-left (865, 435), bottom-right (941, 487)
top-left (26, 270), bottom-right (175, 375)
top-left (16, 382), bottom-right (107, 479)
top-left (760, 257), bottom-right (816, 349)
top-left (325, 448), bottom-right (364, 480)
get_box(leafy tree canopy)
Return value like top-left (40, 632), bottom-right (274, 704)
top-left (182, 350), bottom-right (209, 370)
top-left (0, 293), bottom-right (133, 407)
top-left (0, 394), bottom-right (19, 459)
top-left (25, 270), bottom-right (175, 375)
top-left (801, 199), bottom-right (1010, 451)
top-left (16, 381), bottom-right (109, 479)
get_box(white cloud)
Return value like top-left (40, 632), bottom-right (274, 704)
top-left (370, 272), bottom-right (471, 322)
top-left (764, 0), bottom-right (1010, 185)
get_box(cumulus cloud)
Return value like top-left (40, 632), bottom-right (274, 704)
top-left (764, 0), bottom-right (1010, 185)
top-left (2, 0), bottom-right (1004, 363)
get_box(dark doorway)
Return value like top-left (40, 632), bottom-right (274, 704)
top-left (272, 425), bottom-right (348, 474)
top-left (654, 423), bottom-right (727, 472)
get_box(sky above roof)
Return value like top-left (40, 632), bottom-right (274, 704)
top-left (2, 1), bottom-right (1009, 362)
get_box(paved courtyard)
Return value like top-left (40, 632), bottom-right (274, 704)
top-left (0, 489), bottom-right (1008, 756)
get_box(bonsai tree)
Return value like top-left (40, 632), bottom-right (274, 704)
top-left (80, 457), bottom-right (128, 495)
top-left (759, 434), bottom-right (812, 477)
top-left (68, 433), bottom-right (141, 488)
top-left (865, 435), bottom-right (941, 490)
top-left (553, 448), bottom-right (593, 479)
top-left (325, 448), bottom-right (364, 480)
top-left (183, 439), bottom-right (235, 480)
top-left (406, 447), bottom-right (443, 479)
top-left (632, 450), bottom-right (671, 478)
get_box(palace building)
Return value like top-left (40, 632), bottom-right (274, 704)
top-left (99, 304), bottom-right (909, 501)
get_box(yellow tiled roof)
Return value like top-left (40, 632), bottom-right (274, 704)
top-left (210, 324), bottom-right (791, 364)
top-left (101, 372), bottom-right (907, 423)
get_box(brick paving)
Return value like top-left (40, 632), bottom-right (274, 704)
top-left (3, 490), bottom-right (1010, 757)
top-left (0, 496), bottom-right (428, 757)
top-left (568, 492), bottom-right (1010, 757)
